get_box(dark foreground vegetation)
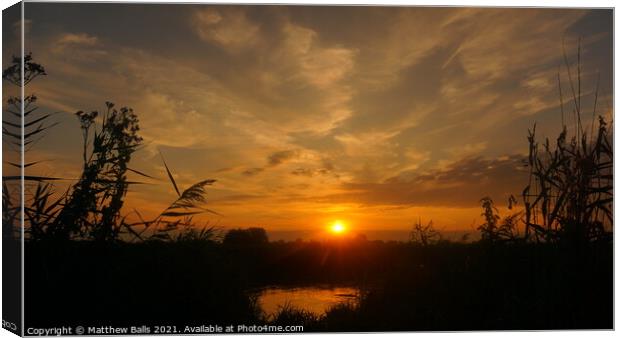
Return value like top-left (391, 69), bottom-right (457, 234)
top-left (25, 238), bottom-right (612, 330)
top-left (6, 44), bottom-right (613, 332)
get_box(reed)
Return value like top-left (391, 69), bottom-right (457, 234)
top-left (522, 41), bottom-right (613, 244)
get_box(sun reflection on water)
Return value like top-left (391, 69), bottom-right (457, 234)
top-left (256, 286), bottom-right (360, 317)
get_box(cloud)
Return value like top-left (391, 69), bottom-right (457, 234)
top-left (13, 19), bottom-right (32, 37)
top-left (429, 9), bottom-right (587, 130)
top-left (241, 149), bottom-right (300, 176)
top-left (51, 33), bottom-right (106, 60)
top-left (57, 33), bottom-right (99, 46)
top-left (242, 167), bottom-right (264, 176)
top-left (210, 193), bottom-right (264, 205)
top-left (193, 13), bottom-right (359, 138)
top-left (341, 8), bottom-right (586, 133)
top-left (291, 167), bottom-right (332, 178)
top-left (193, 8), bottom-right (260, 50)
top-left (279, 22), bottom-right (357, 89)
top-left (241, 20), bottom-right (357, 134)
top-left (267, 149), bottom-right (299, 167)
top-left (33, 35), bottom-right (259, 152)
top-left (133, 91), bottom-right (211, 149)
top-left (319, 155), bottom-right (529, 208)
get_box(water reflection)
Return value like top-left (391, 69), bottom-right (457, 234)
top-left (255, 286), bottom-right (360, 317)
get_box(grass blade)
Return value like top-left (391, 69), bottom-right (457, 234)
top-left (159, 150), bottom-right (180, 197)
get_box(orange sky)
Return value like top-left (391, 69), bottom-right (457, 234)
top-left (4, 5), bottom-right (613, 240)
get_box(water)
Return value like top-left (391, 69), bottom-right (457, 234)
top-left (255, 286), bottom-right (360, 317)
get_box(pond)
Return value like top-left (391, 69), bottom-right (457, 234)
top-left (254, 286), bottom-right (361, 318)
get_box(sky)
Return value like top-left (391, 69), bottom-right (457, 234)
top-left (5, 4), bottom-right (613, 240)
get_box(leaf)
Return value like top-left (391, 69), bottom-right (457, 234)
top-left (161, 211), bottom-right (204, 217)
top-left (2, 121), bottom-right (20, 128)
top-left (24, 113), bottom-right (55, 128)
top-left (127, 167), bottom-right (156, 179)
top-left (23, 106), bottom-right (39, 117)
top-left (24, 122), bottom-right (59, 139)
top-left (6, 161), bottom-right (44, 168)
top-left (198, 207), bottom-right (222, 216)
top-left (2, 127), bottom-right (21, 139)
top-left (123, 223), bottom-right (143, 241)
top-left (159, 150), bottom-right (180, 197)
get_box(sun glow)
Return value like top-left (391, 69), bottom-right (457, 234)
top-left (329, 221), bottom-right (347, 234)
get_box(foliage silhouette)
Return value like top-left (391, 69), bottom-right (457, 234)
top-left (2, 53), bottom-right (59, 240)
top-left (477, 197), bottom-right (521, 242)
top-left (522, 40), bottom-right (613, 244)
top-left (409, 217), bottom-right (441, 246)
top-left (1, 54), bottom-right (217, 242)
top-left (49, 104), bottom-right (143, 241)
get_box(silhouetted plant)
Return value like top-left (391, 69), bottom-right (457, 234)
top-left (477, 197), bottom-right (520, 242)
top-left (2, 53), bottom-right (57, 155)
top-left (478, 197), bottom-right (500, 241)
top-left (24, 183), bottom-right (64, 240)
top-left (409, 217), bottom-right (441, 246)
top-left (522, 41), bottom-right (613, 244)
top-left (270, 302), bottom-right (321, 326)
top-left (50, 102), bottom-right (142, 241)
top-left (160, 161), bottom-right (217, 217)
top-left (3, 52), bottom-right (46, 86)
top-left (125, 152), bottom-right (219, 242)
top-left (2, 53), bottom-right (59, 240)
top-left (173, 224), bottom-right (221, 242)
top-left (2, 182), bottom-right (19, 239)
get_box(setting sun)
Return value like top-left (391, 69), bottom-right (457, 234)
top-left (330, 221), bottom-right (347, 234)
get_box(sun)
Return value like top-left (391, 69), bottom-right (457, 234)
top-left (329, 221), bottom-right (347, 234)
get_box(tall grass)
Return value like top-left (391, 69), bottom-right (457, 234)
top-left (522, 42), bottom-right (613, 244)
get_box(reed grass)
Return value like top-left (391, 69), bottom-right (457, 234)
top-left (522, 41), bottom-right (613, 244)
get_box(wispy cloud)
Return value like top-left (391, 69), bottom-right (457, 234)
top-left (57, 32), bottom-right (98, 46)
top-left (321, 155), bottom-right (529, 208)
top-left (193, 8), bottom-right (260, 50)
